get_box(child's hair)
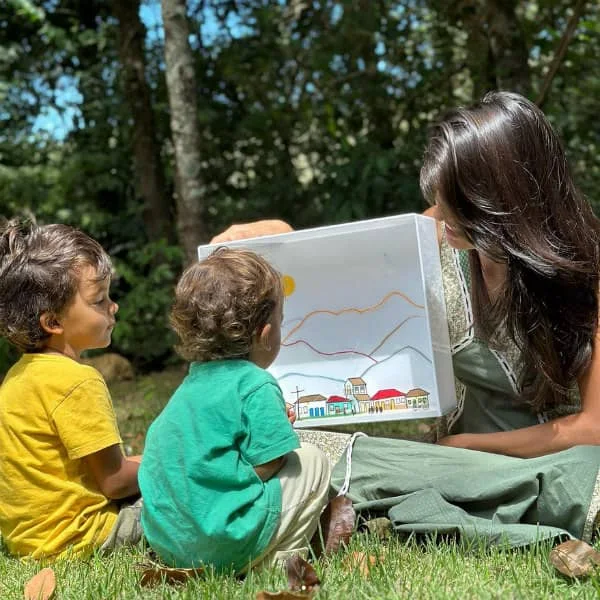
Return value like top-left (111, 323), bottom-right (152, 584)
top-left (0, 218), bottom-right (113, 352)
top-left (170, 247), bottom-right (283, 362)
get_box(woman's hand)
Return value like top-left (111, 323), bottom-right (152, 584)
top-left (210, 219), bottom-right (294, 244)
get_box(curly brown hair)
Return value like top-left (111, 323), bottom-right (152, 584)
top-left (170, 247), bottom-right (283, 362)
top-left (0, 218), bottom-right (113, 352)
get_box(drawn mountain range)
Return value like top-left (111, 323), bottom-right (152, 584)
top-left (270, 290), bottom-right (435, 404)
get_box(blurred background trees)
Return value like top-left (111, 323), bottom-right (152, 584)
top-left (1, 0), bottom-right (598, 372)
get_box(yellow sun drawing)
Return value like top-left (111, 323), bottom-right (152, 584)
top-left (282, 274), bottom-right (296, 297)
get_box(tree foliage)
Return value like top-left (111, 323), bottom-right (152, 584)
top-left (1, 0), bottom-right (599, 372)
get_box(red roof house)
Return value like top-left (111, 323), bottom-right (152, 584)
top-left (327, 395), bottom-right (348, 403)
top-left (371, 389), bottom-right (405, 400)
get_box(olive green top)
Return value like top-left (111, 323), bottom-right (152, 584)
top-left (439, 232), bottom-right (581, 435)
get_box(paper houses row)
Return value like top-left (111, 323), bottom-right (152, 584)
top-left (291, 377), bottom-right (430, 420)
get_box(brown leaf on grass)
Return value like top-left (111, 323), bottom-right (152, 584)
top-left (256, 591), bottom-right (314, 600)
top-left (24, 567), bottom-right (56, 600)
top-left (549, 539), bottom-right (600, 578)
top-left (286, 554), bottom-right (320, 593)
top-left (255, 554), bottom-right (320, 600)
top-left (342, 551), bottom-right (379, 577)
top-left (137, 560), bottom-right (204, 587)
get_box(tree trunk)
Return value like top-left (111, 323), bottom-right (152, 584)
top-left (457, 2), bottom-right (497, 100)
top-left (113, 0), bottom-right (174, 243)
top-left (536, 0), bottom-right (587, 109)
top-left (485, 0), bottom-right (530, 95)
top-left (161, 0), bottom-right (207, 263)
top-left (446, 0), bottom-right (530, 100)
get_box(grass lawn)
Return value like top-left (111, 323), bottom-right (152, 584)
top-left (2, 368), bottom-right (600, 599)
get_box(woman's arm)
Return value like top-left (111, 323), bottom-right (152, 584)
top-left (438, 329), bottom-right (600, 457)
top-left (84, 444), bottom-right (141, 499)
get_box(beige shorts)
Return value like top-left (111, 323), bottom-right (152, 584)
top-left (247, 443), bottom-right (332, 571)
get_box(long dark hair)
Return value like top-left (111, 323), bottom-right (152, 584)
top-left (420, 91), bottom-right (600, 411)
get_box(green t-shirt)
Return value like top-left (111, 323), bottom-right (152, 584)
top-left (139, 359), bottom-right (300, 571)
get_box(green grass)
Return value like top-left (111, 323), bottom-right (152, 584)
top-left (3, 536), bottom-right (600, 599)
top-left (3, 369), bottom-right (600, 599)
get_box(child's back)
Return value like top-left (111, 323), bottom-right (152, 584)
top-left (0, 354), bottom-right (120, 558)
top-left (140, 359), bottom-right (300, 571)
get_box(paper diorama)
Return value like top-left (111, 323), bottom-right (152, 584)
top-left (198, 214), bottom-right (456, 428)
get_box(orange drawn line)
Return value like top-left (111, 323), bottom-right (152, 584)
top-left (282, 290), bottom-right (424, 343)
top-left (369, 315), bottom-right (424, 355)
top-left (282, 339), bottom-right (378, 363)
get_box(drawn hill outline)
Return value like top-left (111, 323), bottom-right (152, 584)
top-left (275, 344), bottom-right (431, 385)
top-left (282, 290), bottom-right (425, 344)
top-left (280, 314), bottom-right (426, 364)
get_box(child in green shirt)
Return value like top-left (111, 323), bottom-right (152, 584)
top-left (139, 248), bottom-right (331, 573)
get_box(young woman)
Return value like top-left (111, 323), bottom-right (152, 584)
top-left (211, 91), bottom-right (600, 546)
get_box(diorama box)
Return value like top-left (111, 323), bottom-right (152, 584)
top-left (198, 214), bottom-right (456, 428)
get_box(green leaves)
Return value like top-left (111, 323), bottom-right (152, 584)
top-left (1, 0), bottom-right (599, 369)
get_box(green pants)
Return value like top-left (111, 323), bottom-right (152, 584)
top-left (330, 437), bottom-right (600, 547)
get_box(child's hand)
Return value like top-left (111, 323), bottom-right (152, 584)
top-left (287, 407), bottom-right (296, 424)
top-left (254, 455), bottom-right (287, 481)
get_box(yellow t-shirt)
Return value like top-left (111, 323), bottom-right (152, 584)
top-left (0, 354), bottom-right (122, 559)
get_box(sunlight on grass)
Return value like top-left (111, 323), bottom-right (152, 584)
top-left (110, 366), bottom-right (185, 454)
top-left (3, 535), bottom-right (600, 599)
top-left (2, 371), bottom-right (600, 598)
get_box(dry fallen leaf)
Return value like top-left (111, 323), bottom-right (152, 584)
top-left (255, 555), bottom-right (320, 600)
top-left (314, 495), bottom-right (355, 557)
top-left (342, 551), bottom-right (378, 577)
top-left (550, 539), bottom-right (600, 578)
top-left (286, 554), bottom-right (320, 593)
top-left (24, 567), bottom-right (56, 600)
top-left (256, 592), bottom-right (314, 600)
top-left (138, 560), bottom-right (204, 586)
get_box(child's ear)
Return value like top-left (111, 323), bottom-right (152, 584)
top-left (40, 312), bottom-right (63, 336)
top-left (257, 323), bottom-right (273, 352)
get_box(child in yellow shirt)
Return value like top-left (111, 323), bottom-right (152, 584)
top-left (0, 219), bottom-right (142, 559)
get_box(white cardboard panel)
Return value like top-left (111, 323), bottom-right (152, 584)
top-left (198, 214), bottom-right (456, 428)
